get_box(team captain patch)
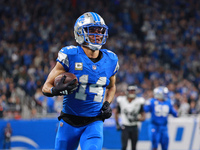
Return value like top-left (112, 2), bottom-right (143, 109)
top-left (75, 63), bottom-right (83, 70)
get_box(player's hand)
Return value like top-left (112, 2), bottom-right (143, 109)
top-left (101, 101), bottom-right (112, 120)
top-left (51, 75), bottom-right (78, 96)
top-left (116, 122), bottom-right (122, 131)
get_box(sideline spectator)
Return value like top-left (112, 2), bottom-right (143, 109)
top-left (3, 122), bottom-right (12, 149)
top-left (0, 98), bottom-right (6, 118)
top-left (0, 0), bottom-right (199, 118)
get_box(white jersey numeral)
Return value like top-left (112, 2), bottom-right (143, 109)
top-left (155, 105), bottom-right (169, 117)
top-left (75, 75), bottom-right (106, 102)
top-left (66, 46), bottom-right (76, 49)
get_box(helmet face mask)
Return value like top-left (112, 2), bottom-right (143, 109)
top-left (153, 86), bottom-right (169, 100)
top-left (126, 85), bottom-right (137, 99)
top-left (74, 12), bottom-right (108, 50)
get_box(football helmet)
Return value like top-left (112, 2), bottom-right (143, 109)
top-left (126, 85), bottom-right (137, 99)
top-left (74, 12), bottom-right (108, 50)
top-left (153, 86), bottom-right (169, 100)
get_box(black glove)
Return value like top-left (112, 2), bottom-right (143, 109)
top-left (101, 101), bottom-right (112, 120)
top-left (116, 122), bottom-right (122, 131)
top-left (51, 75), bottom-right (78, 96)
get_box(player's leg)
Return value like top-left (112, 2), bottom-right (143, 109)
top-left (79, 121), bottom-right (103, 150)
top-left (121, 126), bottom-right (129, 150)
top-left (55, 119), bottom-right (81, 150)
top-left (151, 126), bottom-right (160, 150)
top-left (160, 127), bottom-right (169, 150)
top-left (130, 126), bottom-right (138, 150)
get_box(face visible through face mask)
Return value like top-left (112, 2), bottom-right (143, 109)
top-left (127, 85), bottom-right (137, 99)
top-left (85, 26), bottom-right (106, 44)
top-left (127, 90), bottom-right (136, 99)
top-left (88, 26), bottom-right (106, 34)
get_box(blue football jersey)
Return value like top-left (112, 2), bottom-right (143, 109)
top-left (56, 45), bottom-right (119, 117)
top-left (144, 98), bottom-right (178, 125)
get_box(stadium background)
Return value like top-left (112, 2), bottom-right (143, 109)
top-left (0, 0), bottom-right (200, 149)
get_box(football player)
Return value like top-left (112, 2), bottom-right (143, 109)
top-left (144, 86), bottom-right (178, 150)
top-left (115, 85), bottom-right (145, 150)
top-left (42, 12), bottom-right (119, 150)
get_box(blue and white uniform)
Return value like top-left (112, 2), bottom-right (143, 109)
top-left (144, 98), bottom-right (177, 150)
top-left (55, 45), bottom-right (119, 150)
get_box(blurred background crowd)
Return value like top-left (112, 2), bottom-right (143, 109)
top-left (0, 0), bottom-right (200, 119)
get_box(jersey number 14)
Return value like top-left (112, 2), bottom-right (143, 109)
top-left (75, 75), bottom-right (106, 102)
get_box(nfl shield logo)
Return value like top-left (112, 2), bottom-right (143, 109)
top-left (92, 65), bottom-right (97, 70)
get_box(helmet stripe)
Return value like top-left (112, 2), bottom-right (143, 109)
top-left (90, 12), bottom-right (100, 22)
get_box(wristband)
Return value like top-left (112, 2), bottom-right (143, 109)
top-left (50, 87), bottom-right (54, 94)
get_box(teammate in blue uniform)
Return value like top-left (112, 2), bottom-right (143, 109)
top-left (42, 12), bottom-right (119, 150)
top-left (143, 86), bottom-right (178, 150)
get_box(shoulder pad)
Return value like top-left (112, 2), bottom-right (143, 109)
top-left (116, 96), bottom-right (126, 103)
top-left (101, 49), bottom-right (118, 61)
top-left (60, 45), bottom-right (78, 55)
top-left (138, 97), bottom-right (145, 104)
top-left (145, 98), bottom-right (152, 105)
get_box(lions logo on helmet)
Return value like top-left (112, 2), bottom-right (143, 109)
top-left (74, 12), bottom-right (108, 51)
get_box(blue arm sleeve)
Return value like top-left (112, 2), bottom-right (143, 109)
top-left (170, 104), bottom-right (178, 117)
top-left (143, 100), bottom-right (151, 112)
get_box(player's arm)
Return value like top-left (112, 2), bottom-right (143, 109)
top-left (105, 75), bottom-right (116, 103)
top-left (114, 105), bottom-right (120, 123)
top-left (42, 62), bottom-right (77, 96)
top-left (42, 62), bottom-right (66, 96)
top-left (114, 102), bottom-right (122, 130)
top-left (143, 99), bottom-right (152, 113)
top-left (169, 103), bottom-right (178, 117)
top-left (101, 75), bottom-right (116, 120)
top-left (138, 105), bottom-right (146, 121)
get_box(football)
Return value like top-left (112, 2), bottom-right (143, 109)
top-left (54, 72), bottom-right (78, 86)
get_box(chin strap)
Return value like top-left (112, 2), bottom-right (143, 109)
top-left (83, 43), bottom-right (102, 51)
